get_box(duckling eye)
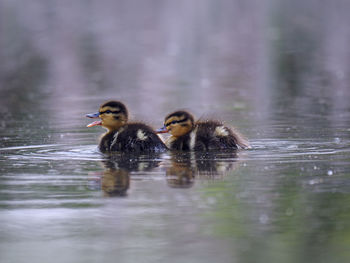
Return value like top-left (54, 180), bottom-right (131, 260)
top-left (100, 110), bottom-right (120, 115)
top-left (166, 120), bottom-right (178, 126)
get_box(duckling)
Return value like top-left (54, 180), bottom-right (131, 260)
top-left (157, 110), bottom-right (250, 151)
top-left (86, 100), bottom-right (167, 153)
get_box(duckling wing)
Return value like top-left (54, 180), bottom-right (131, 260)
top-left (110, 124), bottom-right (167, 152)
top-left (195, 122), bottom-right (240, 150)
top-left (214, 125), bottom-right (250, 149)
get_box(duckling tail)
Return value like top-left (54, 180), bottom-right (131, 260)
top-left (231, 128), bottom-right (251, 149)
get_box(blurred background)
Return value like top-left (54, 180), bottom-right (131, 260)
top-left (1, 1), bottom-right (350, 263)
top-left (1, 0), bottom-right (349, 136)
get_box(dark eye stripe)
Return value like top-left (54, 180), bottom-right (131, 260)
top-left (165, 118), bottom-right (187, 127)
top-left (99, 110), bottom-right (121, 115)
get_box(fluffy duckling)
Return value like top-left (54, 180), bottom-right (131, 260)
top-left (157, 110), bottom-right (250, 151)
top-left (86, 101), bottom-right (167, 153)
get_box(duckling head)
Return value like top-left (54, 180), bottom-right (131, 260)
top-left (86, 100), bottom-right (128, 131)
top-left (157, 110), bottom-right (194, 137)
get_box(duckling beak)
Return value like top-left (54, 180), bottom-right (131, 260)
top-left (86, 112), bottom-right (100, 118)
top-left (156, 126), bottom-right (168, 133)
top-left (87, 120), bottom-right (102, 127)
top-left (86, 112), bottom-right (102, 127)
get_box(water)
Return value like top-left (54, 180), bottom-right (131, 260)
top-left (1, 1), bottom-right (350, 263)
top-left (1, 121), bottom-right (349, 263)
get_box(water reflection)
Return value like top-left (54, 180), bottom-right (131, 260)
top-left (166, 151), bottom-right (239, 188)
top-left (166, 152), bottom-right (195, 188)
top-left (93, 151), bottom-right (240, 194)
top-left (97, 153), bottom-right (162, 196)
top-left (100, 161), bottom-right (130, 197)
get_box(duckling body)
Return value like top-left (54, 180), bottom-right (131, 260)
top-left (99, 122), bottom-right (167, 153)
top-left (158, 111), bottom-right (249, 151)
top-left (87, 101), bottom-right (167, 153)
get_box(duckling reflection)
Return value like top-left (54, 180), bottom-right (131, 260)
top-left (99, 153), bottom-right (163, 197)
top-left (166, 152), bottom-right (195, 188)
top-left (101, 161), bottom-right (130, 197)
top-left (194, 151), bottom-right (238, 178)
top-left (166, 151), bottom-right (239, 188)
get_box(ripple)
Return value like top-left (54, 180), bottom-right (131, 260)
top-left (246, 138), bottom-right (350, 162)
top-left (1, 144), bottom-right (104, 162)
top-left (1, 138), bottom-right (350, 165)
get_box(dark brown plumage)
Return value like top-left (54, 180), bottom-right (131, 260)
top-left (86, 100), bottom-right (167, 153)
top-left (158, 110), bottom-right (250, 151)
